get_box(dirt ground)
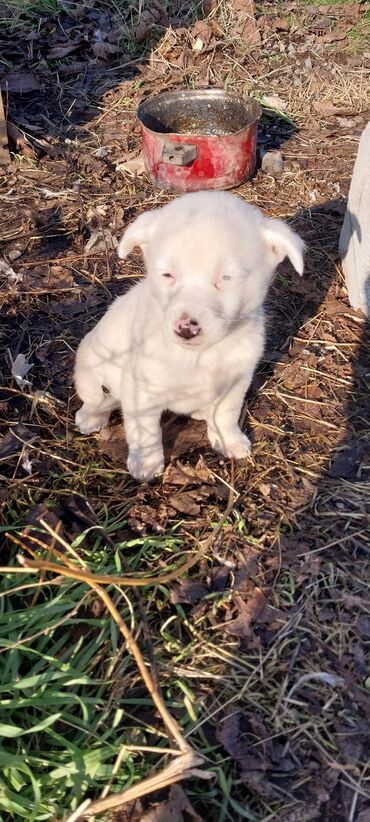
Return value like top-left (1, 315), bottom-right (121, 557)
top-left (1, 1), bottom-right (370, 820)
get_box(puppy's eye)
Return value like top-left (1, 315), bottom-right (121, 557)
top-left (162, 272), bottom-right (174, 280)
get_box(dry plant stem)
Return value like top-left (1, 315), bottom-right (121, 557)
top-left (67, 750), bottom-right (209, 820)
top-left (83, 581), bottom-right (191, 754)
top-left (16, 530), bottom-right (185, 750)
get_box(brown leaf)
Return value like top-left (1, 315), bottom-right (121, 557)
top-left (227, 0), bottom-right (261, 45)
top-left (47, 43), bottom-right (81, 59)
top-left (116, 154), bottom-right (146, 176)
top-left (21, 503), bottom-right (64, 554)
top-left (92, 41), bottom-right (119, 60)
top-left (1, 71), bottom-right (40, 93)
top-left (217, 709), bottom-right (266, 771)
top-left (305, 3), bottom-right (361, 17)
top-left (141, 784), bottom-right (203, 821)
top-left (163, 457), bottom-right (214, 487)
top-left (6, 122), bottom-right (34, 157)
top-left (171, 579), bottom-right (207, 605)
top-left (203, 0), bottom-right (217, 13)
top-left (0, 424), bottom-right (37, 458)
top-left (163, 418), bottom-right (208, 460)
top-left (190, 19), bottom-right (215, 48)
top-left (320, 24), bottom-right (350, 43)
top-left (225, 589), bottom-right (267, 637)
top-left (167, 492), bottom-right (201, 516)
top-left (133, 4), bottom-right (169, 42)
top-left (241, 769), bottom-right (280, 800)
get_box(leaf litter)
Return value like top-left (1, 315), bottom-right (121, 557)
top-left (0, 0), bottom-right (370, 819)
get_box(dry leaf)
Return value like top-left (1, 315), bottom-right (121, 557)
top-left (225, 589), bottom-right (267, 637)
top-left (1, 71), bottom-right (40, 93)
top-left (260, 94), bottom-right (287, 112)
top-left (141, 784), bottom-right (203, 821)
top-left (0, 424), bottom-right (37, 459)
top-left (84, 230), bottom-right (118, 254)
top-left (320, 23), bottom-right (350, 43)
top-left (116, 154), bottom-right (146, 176)
top-left (0, 259), bottom-right (22, 283)
top-left (92, 41), bottom-right (119, 60)
top-left (167, 492), bottom-right (201, 516)
top-left (10, 352), bottom-right (33, 388)
top-left (163, 458), bottom-right (214, 487)
top-left (171, 579), bottom-right (207, 605)
top-left (47, 43), bottom-right (81, 59)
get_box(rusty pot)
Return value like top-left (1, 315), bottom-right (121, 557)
top-left (137, 88), bottom-right (261, 193)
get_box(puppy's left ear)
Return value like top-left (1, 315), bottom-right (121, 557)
top-left (118, 208), bottom-right (162, 259)
top-left (262, 218), bottom-right (305, 275)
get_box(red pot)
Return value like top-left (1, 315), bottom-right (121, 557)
top-left (138, 88), bottom-right (261, 194)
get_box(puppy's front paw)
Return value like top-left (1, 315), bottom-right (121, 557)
top-left (75, 406), bottom-right (110, 435)
top-left (127, 447), bottom-right (164, 482)
top-left (208, 428), bottom-right (252, 460)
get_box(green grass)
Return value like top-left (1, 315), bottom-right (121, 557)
top-left (348, 10), bottom-right (370, 53)
top-left (0, 524), bottom-right (189, 821)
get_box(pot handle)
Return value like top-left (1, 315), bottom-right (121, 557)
top-left (162, 143), bottom-right (197, 166)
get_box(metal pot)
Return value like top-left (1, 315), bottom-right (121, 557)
top-left (137, 88), bottom-right (261, 193)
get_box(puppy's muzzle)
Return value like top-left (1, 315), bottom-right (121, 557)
top-left (174, 313), bottom-right (201, 341)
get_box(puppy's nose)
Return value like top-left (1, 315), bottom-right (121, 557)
top-left (174, 313), bottom-right (201, 340)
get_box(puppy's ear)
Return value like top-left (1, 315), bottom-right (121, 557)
top-left (117, 208), bottom-right (161, 259)
top-left (262, 218), bottom-right (305, 275)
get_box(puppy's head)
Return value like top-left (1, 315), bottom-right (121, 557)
top-left (118, 192), bottom-right (304, 348)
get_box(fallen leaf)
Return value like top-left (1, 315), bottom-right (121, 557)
top-left (226, 0), bottom-right (261, 45)
top-left (21, 503), bottom-right (63, 554)
top-left (0, 424), bottom-right (37, 459)
top-left (225, 589), bottom-right (267, 637)
top-left (1, 71), bottom-right (40, 93)
top-left (192, 36), bottom-right (204, 52)
top-left (260, 94), bottom-right (288, 112)
top-left (141, 783), bottom-right (203, 821)
top-left (132, 4), bottom-right (169, 42)
top-left (328, 439), bottom-right (366, 480)
top-left (305, 3), bottom-right (361, 18)
top-left (6, 121), bottom-right (35, 158)
top-left (47, 43), bottom-right (81, 59)
top-left (203, 0), bottom-right (217, 13)
top-left (91, 41), bottom-right (119, 60)
top-left (10, 352), bottom-right (33, 388)
top-left (116, 154), bottom-right (146, 176)
top-left (0, 259), bottom-right (22, 284)
top-left (241, 770), bottom-right (280, 800)
top-left (320, 24), bottom-right (350, 43)
top-left (21, 449), bottom-right (33, 475)
top-left (190, 19), bottom-right (215, 48)
top-left (84, 229), bottom-right (118, 254)
top-left (167, 492), bottom-right (201, 516)
top-left (163, 458), bottom-right (214, 487)
top-left (171, 579), bottom-right (207, 605)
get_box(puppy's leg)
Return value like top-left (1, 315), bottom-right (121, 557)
top-left (75, 367), bottom-right (118, 434)
top-left (124, 408), bottom-right (164, 482)
top-left (75, 394), bottom-right (117, 435)
top-left (206, 376), bottom-right (253, 460)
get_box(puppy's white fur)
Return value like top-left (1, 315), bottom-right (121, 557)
top-left (74, 191), bottom-right (304, 481)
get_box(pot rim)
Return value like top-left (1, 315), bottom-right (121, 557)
top-left (137, 87), bottom-right (261, 139)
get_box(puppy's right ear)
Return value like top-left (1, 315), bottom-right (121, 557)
top-left (117, 208), bottom-right (161, 259)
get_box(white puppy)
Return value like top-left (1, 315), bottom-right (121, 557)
top-left (74, 191), bottom-right (304, 481)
